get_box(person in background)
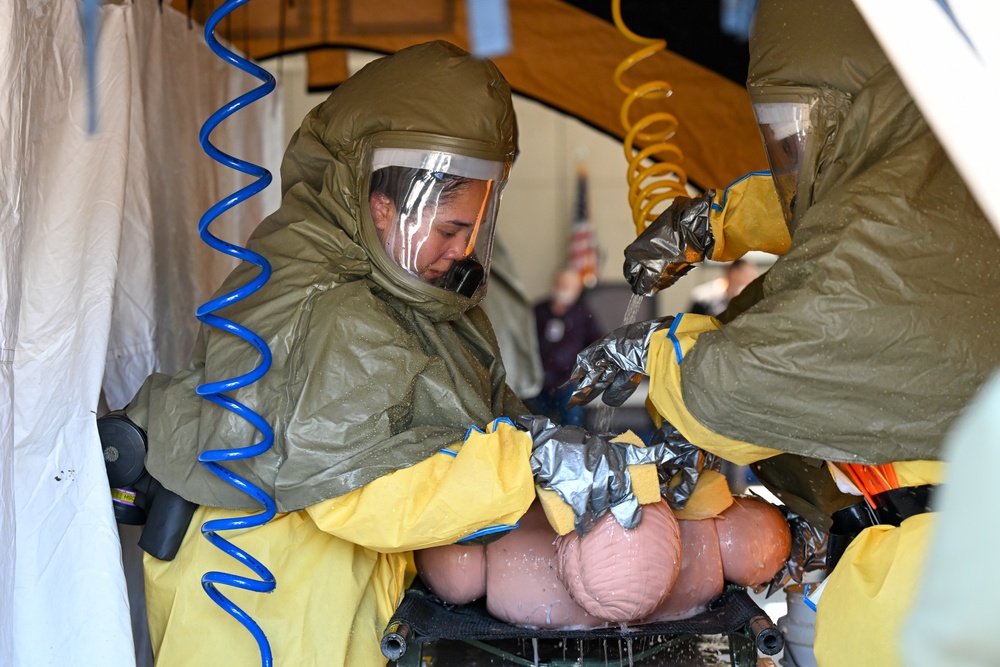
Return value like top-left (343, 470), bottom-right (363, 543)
top-left (688, 258), bottom-right (758, 317)
top-left (527, 267), bottom-right (604, 427)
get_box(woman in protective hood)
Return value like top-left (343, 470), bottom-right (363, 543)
top-left (124, 41), bottom-right (538, 666)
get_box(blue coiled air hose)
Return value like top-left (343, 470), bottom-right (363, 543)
top-left (197, 1), bottom-right (277, 665)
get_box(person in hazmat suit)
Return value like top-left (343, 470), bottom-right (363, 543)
top-left (101, 41), bottom-right (650, 667)
top-left (568, 1), bottom-right (1000, 665)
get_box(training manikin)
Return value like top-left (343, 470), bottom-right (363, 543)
top-left (416, 492), bottom-right (791, 629)
top-left (570, 1), bottom-right (1000, 665)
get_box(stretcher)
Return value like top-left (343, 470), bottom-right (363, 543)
top-left (381, 582), bottom-right (782, 666)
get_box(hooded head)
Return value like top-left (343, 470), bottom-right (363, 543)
top-left (747, 0), bottom-right (900, 226)
top-left (269, 41), bottom-right (517, 320)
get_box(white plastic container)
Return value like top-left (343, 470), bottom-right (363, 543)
top-left (777, 583), bottom-right (818, 667)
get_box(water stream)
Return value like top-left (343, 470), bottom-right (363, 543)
top-left (592, 292), bottom-right (647, 434)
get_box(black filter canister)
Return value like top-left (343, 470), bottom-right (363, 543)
top-left (97, 413), bottom-right (149, 524)
top-left (98, 413), bottom-right (147, 487)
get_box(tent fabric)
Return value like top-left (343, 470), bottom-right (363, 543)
top-left (0, 3), bottom-right (25, 660)
top-left (0, 2), bottom-right (282, 666)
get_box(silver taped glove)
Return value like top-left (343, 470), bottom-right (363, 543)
top-left (763, 510), bottom-right (829, 597)
top-left (520, 415), bottom-right (641, 535)
top-left (647, 422), bottom-right (721, 511)
top-left (567, 316), bottom-right (674, 408)
top-left (624, 191), bottom-right (716, 297)
top-left (520, 416), bottom-right (719, 535)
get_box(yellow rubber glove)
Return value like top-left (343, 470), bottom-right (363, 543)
top-left (707, 171), bottom-right (791, 261)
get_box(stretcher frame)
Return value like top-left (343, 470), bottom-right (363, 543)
top-left (381, 582), bottom-right (782, 667)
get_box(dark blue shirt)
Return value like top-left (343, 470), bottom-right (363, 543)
top-left (533, 299), bottom-right (604, 394)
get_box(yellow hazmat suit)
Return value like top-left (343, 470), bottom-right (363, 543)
top-left (127, 41), bottom-right (537, 665)
top-left (145, 421), bottom-right (533, 666)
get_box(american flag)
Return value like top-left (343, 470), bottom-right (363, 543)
top-left (568, 163), bottom-right (599, 288)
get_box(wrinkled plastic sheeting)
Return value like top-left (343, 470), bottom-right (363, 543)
top-left (2, 0), bottom-right (136, 663)
top-left (763, 509), bottom-right (828, 597)
top-left (0, 364), bottom-right (14, 666)
top-left (1, 2), bottom-right (29, 664)
top-left (0, 0), bottom-right (21, 654)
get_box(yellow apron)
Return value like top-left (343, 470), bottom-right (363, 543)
top-left (145, 420), bottom-right (534, 666)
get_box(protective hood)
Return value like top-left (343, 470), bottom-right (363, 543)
top-left (680, 0), bottom-right (1000, 463)
top-left (126, 41), bottom-right (526, 511)
top-left (745, 0), bottom-right (881, 228)
top-left (264, 39), bottom-right (516, 320)
top-left (747, 0), bottom-right (887, 96)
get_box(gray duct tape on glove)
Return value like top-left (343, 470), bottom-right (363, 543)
top-left (520, 416), bottom-right (721, 534)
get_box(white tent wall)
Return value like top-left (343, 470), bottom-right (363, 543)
top-left (0, 0), bottom-right (25, 659)
top-left (1, 1), bottom-right (282, 666)
top-left (850, 0), bottom-right (1000, 238)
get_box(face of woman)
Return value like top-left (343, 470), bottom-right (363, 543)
top-left (371, 179), bottom-right (490, 283)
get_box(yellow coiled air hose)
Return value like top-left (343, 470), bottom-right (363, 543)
top-left (612, 0), bottom-right (689, 236)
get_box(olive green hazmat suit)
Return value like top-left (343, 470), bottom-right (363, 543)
top-left (126, 41), bottom-right (536, 666)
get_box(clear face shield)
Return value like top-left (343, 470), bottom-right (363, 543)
top-left (751, 87), bottom-right (848, 224)
top-left (364, 144), bottom-right (509, 298)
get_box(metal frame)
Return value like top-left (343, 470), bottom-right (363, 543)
top-left (383, 585), bottom-right (783, 667)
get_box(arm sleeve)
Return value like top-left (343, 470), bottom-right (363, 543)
top-left (645, 313), bottom-right (782, 465)
top-left (707, 172), bottom-right (792, 262)
top-left (305, 418), bottom-right (536, 552)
